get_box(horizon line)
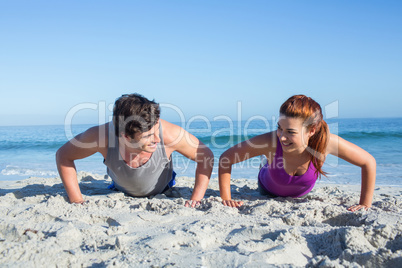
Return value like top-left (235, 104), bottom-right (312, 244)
top-left (1, 116), bottom-right (402, 127)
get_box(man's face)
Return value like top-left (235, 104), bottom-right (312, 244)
top-left (124, 121), bottom-right (161, 153)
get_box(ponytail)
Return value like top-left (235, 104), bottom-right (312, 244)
top-left (307, 120), bottom-right (329, 177)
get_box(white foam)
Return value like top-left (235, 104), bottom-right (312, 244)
top-left (0, 165), bottom-right (58, 177)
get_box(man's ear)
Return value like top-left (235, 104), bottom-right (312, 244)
top-left (121, 133), bottom-right (131, 141)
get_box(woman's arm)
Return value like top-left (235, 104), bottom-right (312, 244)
top-left (219, 131), bottom-right (276, 207)
top-left (326, 133), bottom-right (376, 211)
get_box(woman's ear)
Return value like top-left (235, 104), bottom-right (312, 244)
top-left (308, 126), bottom-right (317, 138)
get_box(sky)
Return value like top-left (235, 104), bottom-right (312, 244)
top-left (1, 0), bottom-right (401, 126)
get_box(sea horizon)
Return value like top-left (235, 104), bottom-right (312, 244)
top-left (1, 116), bottom-right (402, 127)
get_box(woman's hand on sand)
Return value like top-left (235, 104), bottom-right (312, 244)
top-left (348, 204), bottom-right (370, 212)
top-left (185, 200), bottom-right (201, 208)
top-left (222, 200), bottom-right (243, 208)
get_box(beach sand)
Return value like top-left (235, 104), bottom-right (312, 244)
top-left (1, 173), bottom-right (401, 267)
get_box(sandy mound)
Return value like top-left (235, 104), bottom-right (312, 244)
top-left (1, 173), bottom-right (401, 267)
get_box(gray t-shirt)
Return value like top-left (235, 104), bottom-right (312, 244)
top-left (104, 121), bottom-right (173, 197)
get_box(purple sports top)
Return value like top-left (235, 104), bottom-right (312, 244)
top-left (258, 137), bottom-right (318, 197)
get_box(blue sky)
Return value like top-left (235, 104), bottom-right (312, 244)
top-left (1, 0), bottom-right (401, 126)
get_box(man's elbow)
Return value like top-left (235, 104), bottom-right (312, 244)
top-left (204, 148), bottom-right (214, 169)
top-left (55, 147), bottom-right (62, 165)
top-left (196, 148), bottom-right (214, 169)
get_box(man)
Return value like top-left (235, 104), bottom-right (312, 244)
top-left (56, 93), bottom-right (214, 207)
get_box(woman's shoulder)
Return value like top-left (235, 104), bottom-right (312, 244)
top-left (250, 131), bottom-right (277, 145)
top-left (245, 130), bottom-right (278, 156)
top-left (325, 133), bottom-right (342, 155)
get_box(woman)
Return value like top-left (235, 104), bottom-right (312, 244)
top-left (218, 95), bottom-right (376, 212)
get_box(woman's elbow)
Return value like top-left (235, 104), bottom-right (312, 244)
top-left (369, 154), bottom-right (376, 168)
top-left (363, 154), bottom-right (376, 170)
top-left (219, 151), bottom-right (233, 170)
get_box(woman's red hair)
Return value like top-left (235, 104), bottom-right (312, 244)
top-left (279, 95), bottom-right (329, 177)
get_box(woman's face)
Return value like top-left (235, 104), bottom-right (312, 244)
top-left (276, 115), bottom-right (315, 154)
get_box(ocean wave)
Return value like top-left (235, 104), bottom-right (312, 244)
top-left (198, 134), bottom-right (257, 145)
top-left (0, 140), bottom-right (65, 151)
top-left (339, 131), bottom-right (402, 140)
top-left (0, 165), bottom-right (58, 177)
top-left (198, 130), bottom-right (402, 144)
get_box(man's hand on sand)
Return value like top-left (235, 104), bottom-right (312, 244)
top-left (71, 200), bottom-right (88, 205)
top-left (222, 200), bottom-right (243, 208)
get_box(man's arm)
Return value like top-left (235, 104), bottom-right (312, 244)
top-left (56, 125), bottom-right (105, 203)
top-left (162, 120), bottom-right (214, 207)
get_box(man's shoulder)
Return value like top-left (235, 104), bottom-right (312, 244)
top-left (160, 119), bottom-right (187, 145)
top-left (79, 123), bottom-right (110, 146)
top-left (85, 122), bottom-right (110, 135)
top-left (160, 119), bottom-right (181, 130)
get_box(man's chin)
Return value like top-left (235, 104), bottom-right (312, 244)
top-left (144, 146), bottom-right (157, 153)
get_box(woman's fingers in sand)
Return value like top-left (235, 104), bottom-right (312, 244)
top-left (348, 204), bottom-right (370, 212)
top-left (222, 200), bottom-right (244, 208)
top-left (185, 200), bottom-right (201, 208)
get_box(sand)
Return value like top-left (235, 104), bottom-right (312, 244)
top-left (0, 172), bottom-right (401, 267)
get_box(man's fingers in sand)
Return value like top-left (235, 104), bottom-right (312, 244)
top-left (72, 200), bottom-right (88, 205)
top-left (185, 200), bottom-right (201, 208)
top-left (347, 204), bottom-right (369, 212)
top-left (222, 200), bottom-right (243, 208)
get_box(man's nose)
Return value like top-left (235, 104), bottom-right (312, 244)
top-left (154, 132), bottom-right (161, 143)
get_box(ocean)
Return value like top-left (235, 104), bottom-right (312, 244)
top-left (1, 118), bottom-right (401, 186)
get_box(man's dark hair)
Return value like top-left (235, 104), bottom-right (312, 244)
top-left (113, 93), bottom-right (160, 138)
